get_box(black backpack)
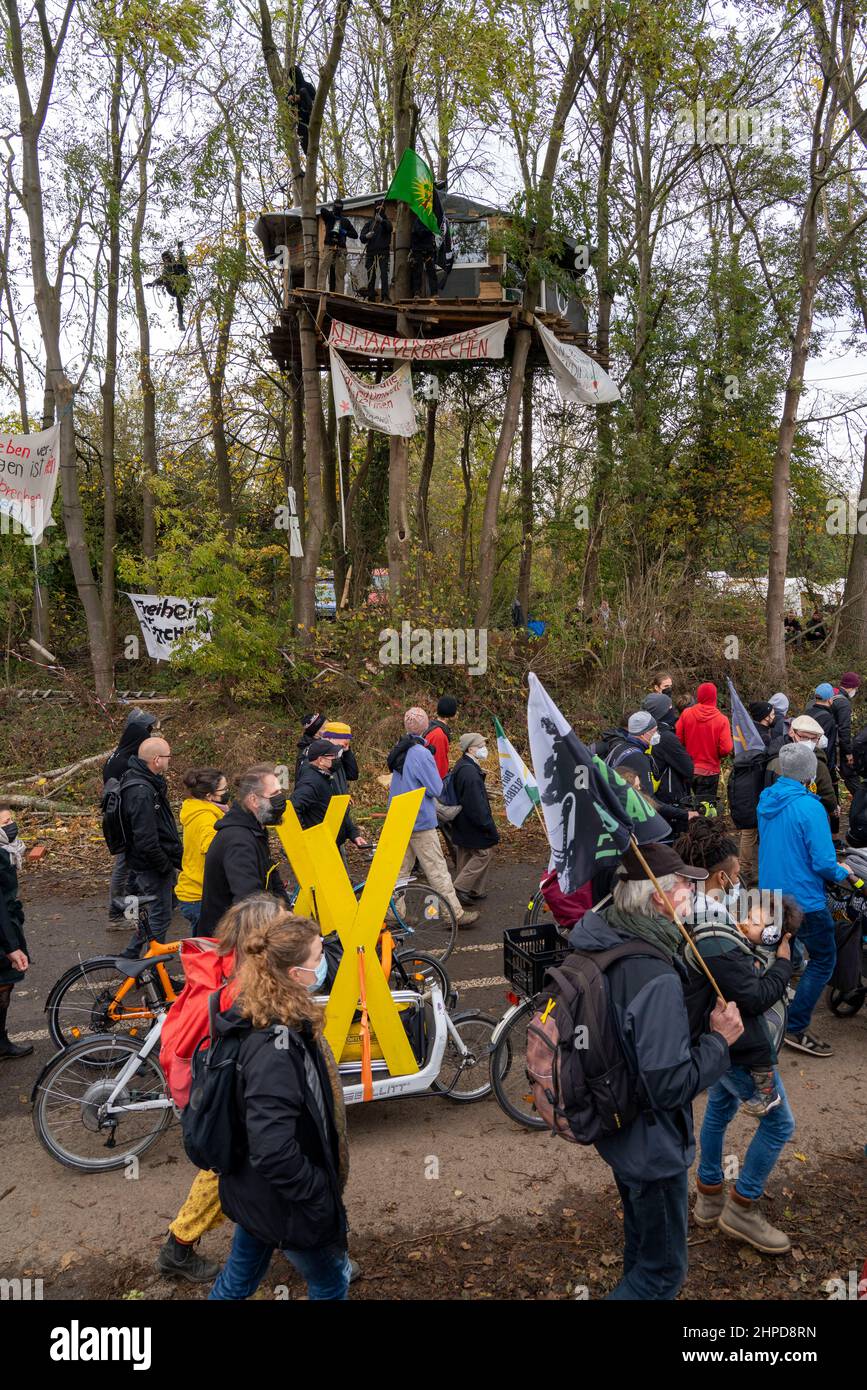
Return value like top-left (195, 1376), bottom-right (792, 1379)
top-left (525, 942), bottom-right (668, 1144)
top-left (181, 994), bottom-right (272, 1176)
top-left (100, 773), bottom-right (149, 855)
top-left (727, 750), bottom-right (769, 830)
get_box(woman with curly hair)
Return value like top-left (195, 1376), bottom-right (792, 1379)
top-left (209, 913), bottom-right (351, 1301)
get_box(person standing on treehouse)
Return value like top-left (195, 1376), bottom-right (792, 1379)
top-left (316, 200), bottom-right (358, 293)
top-left (359, 200), bottom-right (392, 302)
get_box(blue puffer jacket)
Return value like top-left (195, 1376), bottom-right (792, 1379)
top-left (567, 911), bottom-right (730, 1183)
top-left (757, 776), bottom-right (849, 912)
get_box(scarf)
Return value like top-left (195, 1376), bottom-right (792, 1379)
top-left (605, 903), bottom-right (683, 962)
top-left (0, 827), bottom-right (25, 871)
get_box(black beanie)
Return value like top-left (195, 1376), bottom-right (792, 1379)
top-left (437, 696), bottom-right (458, 718)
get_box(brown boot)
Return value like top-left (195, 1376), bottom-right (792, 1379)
top-left (718, 1188), bottom-right (791, 1254)
top-left (693, 1178), bottom-right (725, 1226)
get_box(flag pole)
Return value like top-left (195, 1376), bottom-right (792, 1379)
top-left (628, 837), bottom-right (726, 1004)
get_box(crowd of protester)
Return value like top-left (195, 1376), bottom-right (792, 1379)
top-left (1, 664), bottom-right (864, 1302)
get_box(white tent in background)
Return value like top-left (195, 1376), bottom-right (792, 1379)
top-left (705, 573), bottom-right (845, 618)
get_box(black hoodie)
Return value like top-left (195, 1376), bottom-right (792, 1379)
top-left (387, 733), bottom-right (431, 775)
top-left (216, 1006), bottom-right (348, 1252)
top-left (103, 709), bottom-right (157, 784)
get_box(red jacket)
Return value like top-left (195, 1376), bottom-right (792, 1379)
top-left (425, 721), bottom-right (451, 778)
top-left (675, 682), bottom-right (733, 775)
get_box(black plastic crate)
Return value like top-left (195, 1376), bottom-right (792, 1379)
top-left (503, 923), bottom-right (569, 996)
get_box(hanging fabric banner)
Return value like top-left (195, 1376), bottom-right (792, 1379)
top-left (534, 318), bottom-right (621, 405)
top-left (286, 487), bottom-right (304, 557)
top-left (330, 350), bottom-right (419, 436)
top-left (124, 594), bottom-right (214, 661)
top-left (0, 422), bottom-right (60, 542)
top-left (328, 317), bottom-right (509, 362)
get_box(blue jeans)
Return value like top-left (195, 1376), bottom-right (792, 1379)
top-left (787, 906), bottom-right (836, 1035)
top-left (179, 901), bottom-right (200, 931)
top-left (209, 1223), bottom-right (350, 1301)
top-left (124, 867), bottom-right (176, 954)
top-left (606, 1171), bottom-right (689, 1300)
top-left (698, 1065), bottom-right (795, 1201)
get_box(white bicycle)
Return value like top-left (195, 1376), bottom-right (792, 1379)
top-left (32, 983), bottom-right (494, 1172)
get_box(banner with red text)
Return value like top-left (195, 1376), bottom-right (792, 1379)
top-left (330, 351), bottom-right (419, 436)
top-left (0, 423), bottom-right (60, 542)
top-left (328, 317), bottom-right (509, 362)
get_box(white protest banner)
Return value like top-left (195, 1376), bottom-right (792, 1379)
top-left (286, 487), bottom-right (304, 557)
top-left (0, 423), bottom-right (60, 542)
top-left (535, 318), bottom-right (620, 405)
top-left (125, 594), bottom-right (214, 662)
top-left (328, 317), bottom-right (509, 362)
top-left (330, 351), bottom-right (419, 436)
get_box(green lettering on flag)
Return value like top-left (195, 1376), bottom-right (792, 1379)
top-left (385, 149), bottom-right (440, 234)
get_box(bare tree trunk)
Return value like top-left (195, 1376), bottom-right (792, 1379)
top-left (457, 421), bottom-right (473, 584)
top-left (475, 326), bottom-right (531, 625)
top-left (132, 72), bottom-right (157, 559)
top-left (99, 47), bottom-right (123, 661)
top-left (258, 0), bottom-right (351, 635)
top-left (766, 220), bottom-right (819, 681)
top-left (289, 366), bottom-right (306, 626)
top-left (838, 430), bottom-right (867, 653)
top-left (517, 373), bottom-right (533, 616)
top-left (415, 399), bottom-right (437, 550)
top-left (5, 0), bottom-right (112, 698)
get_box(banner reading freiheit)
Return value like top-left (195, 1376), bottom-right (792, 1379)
top-left (0, 423), bottom-right (60, 542)
top-left (125, 594), bottom-right (214, 661)
top-left (328, 317), bottom-right (509, 362)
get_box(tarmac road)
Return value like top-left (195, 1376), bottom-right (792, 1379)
top-left (1, 856), bottom-right (865, 1296)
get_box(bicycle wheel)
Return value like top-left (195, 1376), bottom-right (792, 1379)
top-left (32, 1035), bottom-right (173, 1172)
top-left (491, 999), bottom-right (547, 1130)
top-left (524, 889), bottom-right (546, 926)
top-left (827, 985), bottom-right (866, 1017)
top-left (387, 882), bottom-right (458, 963)
top-left (392, 950), bottom-right (452, 1003)
top-left (46, 959), bottom-right (160, 1052)
top-left (431, 1012), bottom-right (495, 1102)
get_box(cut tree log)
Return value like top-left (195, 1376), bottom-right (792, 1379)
top-left (2, 749), bottom-right (112, 788)
top-left (0, 793), bottom-right (90, 814)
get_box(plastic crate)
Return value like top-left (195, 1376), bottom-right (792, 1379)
top-left (503, 923), bottom-right (569, 996)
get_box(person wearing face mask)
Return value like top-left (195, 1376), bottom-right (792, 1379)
top-left (647, 672), bottom-right (679, 730)
top-left (603, 711), bottom-right (662, 796)
top-left (290, 738), bottom-right (368, 851)
top-left (176, 769), bottom-right (230, 932)
top-left (566, 841), bottom-right (742, 1299)
top-left (0, 807), bottom-right (32, 1060)
top-left (642, 695), bottom-right (694, 803)
top-left (196, 764), bottom-right (290, 938)
top-left (209, 913), bottom-right (351, 1301)
top-left (118, 736), bottom-right (183, 959)
top-left (448, 733), bottom-right (500, 905)
top-left (764, 715), bottom-right (836, 823)
top-left (804, 684), bottom-right (839, 785)
top-left (676, 682), bottom-right (734, 813)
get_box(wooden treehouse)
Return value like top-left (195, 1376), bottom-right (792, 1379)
top-left (253, 190), bottom-right (605, 374)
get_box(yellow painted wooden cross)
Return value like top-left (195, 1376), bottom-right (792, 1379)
top-left (275, 788), bottom-right (424, 1077)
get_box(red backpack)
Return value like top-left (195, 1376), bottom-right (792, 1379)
top-left (160, 938), bottom-right (236, 1107)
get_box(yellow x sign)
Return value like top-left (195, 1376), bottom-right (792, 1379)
top-left (275, 789), bottom-right (424, 1075)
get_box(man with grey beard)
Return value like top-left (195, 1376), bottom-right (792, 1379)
top-left (196, 764), bottom-right (290, 937)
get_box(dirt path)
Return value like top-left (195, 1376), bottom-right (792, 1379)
top-left (1, 860), bottom-right (865, 1300)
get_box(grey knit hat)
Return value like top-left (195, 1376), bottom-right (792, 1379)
top-left (778, 741), bottom-right (817, 783)
top-left (459, 732), bottom-right (485, 753)
top-left (627, 710), bottom-right (657, 735)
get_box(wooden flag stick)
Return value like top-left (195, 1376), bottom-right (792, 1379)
top-left (628, 837), bottom-right (726, 1005)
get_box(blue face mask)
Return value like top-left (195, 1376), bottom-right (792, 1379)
top-left (299, 956), bottom-right (328, 992)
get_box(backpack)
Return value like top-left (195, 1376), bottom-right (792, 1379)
top-left (727, 750), bottom-right (769, 830)
top-left (160, 938), bottom-right (234, 1107)
top-left (525, 942), bottom-right (669, 1144)
top-left (100, 773), bottom-right (149, 855)
top-left (180, 992), bottom-right (270, 1176)
top-left (852, 727), bottom-right (867, 779)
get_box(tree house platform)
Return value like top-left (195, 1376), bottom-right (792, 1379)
top-left (268, 289), bottom-right (605, 375)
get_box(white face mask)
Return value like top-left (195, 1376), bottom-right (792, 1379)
top-left (648, 732), bottom-right (661, 747)
top-left (473, 746), bottom-right (488, 761)
top-left (817, 734), bottom-right (828, 751)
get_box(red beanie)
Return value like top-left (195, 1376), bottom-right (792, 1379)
top-left (697, 681), bottom-right (717, 704)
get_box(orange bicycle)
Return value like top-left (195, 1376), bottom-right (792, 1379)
top-left (45, 896), bottom-right (183, 1051)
